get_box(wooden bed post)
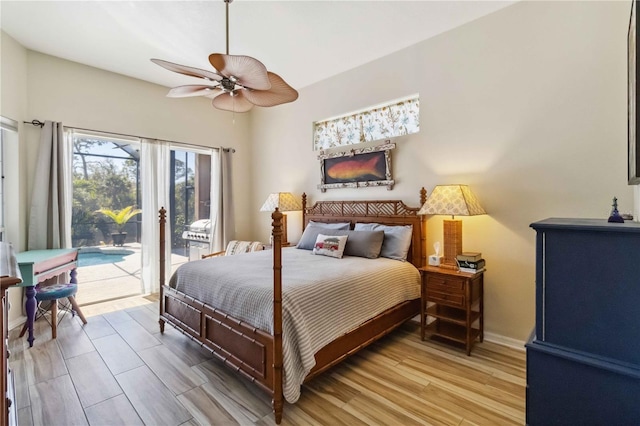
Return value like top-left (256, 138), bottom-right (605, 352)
top-left (301, 193), bottom-right (307, 232)
top-left (159, 207), bottom-right (166, 333)
top-left (271, 208), bottom-right (284, 424)
top-left (419, 188), bottom-right (427, 268)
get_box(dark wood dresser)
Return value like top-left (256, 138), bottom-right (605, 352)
top-left (527, 218), bottom-right (640, 424)
top-left (1, 243), bottom-right (20, 426)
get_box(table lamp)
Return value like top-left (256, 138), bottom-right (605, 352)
top-left (260, 192), bottom-right (302, 245)
top-left (418, 185), bottom-right (486, 269)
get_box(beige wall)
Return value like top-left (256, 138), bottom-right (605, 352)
top-left (1, 43), bottom-right (255, 325)
top-left (24, 51), bottom-right (254, 245)
top-left (1, 32), bottom-right (30, 327)
top-left (1, 31), bottom-right (28, 249)
top-left (249, 1), bottom-right (634, 342)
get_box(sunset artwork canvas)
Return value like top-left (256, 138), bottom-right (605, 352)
top-left (317, 142), bottom-right (395, 192)
top-left (324, 152), bottom-right (386, 184)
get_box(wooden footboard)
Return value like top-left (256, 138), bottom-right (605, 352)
top-left (158, 188), bottom-right (427, 424)
top-left (307, 298), bottom-right (420, 381)
top-left (160, 285), bottom-right (275, 393)
top-left (159, 285), bottom-right (419, 405)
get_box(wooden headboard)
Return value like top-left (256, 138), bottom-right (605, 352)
top-left (301, 188), bottom-right (427, 268)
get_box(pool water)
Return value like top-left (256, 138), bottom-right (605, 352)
top-left (78, 250), bottom-right (134, 267)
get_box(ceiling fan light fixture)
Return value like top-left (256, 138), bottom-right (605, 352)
top-left (151, 0), bottom-right (298, 113)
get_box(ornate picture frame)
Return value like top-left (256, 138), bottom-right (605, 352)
top-left (629, 0), bottom-right (640, 184)
top-left (317, 142), bottom-right (395, 192)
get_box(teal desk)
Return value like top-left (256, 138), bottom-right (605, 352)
top-left (15, 248), bottom-right (78, 347)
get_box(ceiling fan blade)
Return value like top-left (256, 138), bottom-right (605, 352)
top-left (242, 72), bottom-right (299, 107)
top-left (212, 91), bottom-right (254, 113)
top-left (167, 85), bottom-right (223, 98)
top-left (151, 58), bottom-right (222, 82)
top-left (204, 90), bottom-right (225, 99)
top-left (209, 53), bottom-right (271, 90)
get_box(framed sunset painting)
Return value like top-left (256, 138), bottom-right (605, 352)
top-left (318, 142), bottom-right (395, 192)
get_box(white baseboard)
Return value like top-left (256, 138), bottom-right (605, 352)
top-left (9, 316), bottom-right (26, 332)
top-left (410, 317), bottom-right (526, 352)
top-left (484, 332), bottom-right (526, 352)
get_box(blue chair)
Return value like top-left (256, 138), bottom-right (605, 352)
top-left (19, 283), bottom-right (87, 340)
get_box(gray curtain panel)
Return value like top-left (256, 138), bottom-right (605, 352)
top-left (209, 147), bottom-right (234, 253)
top-left (28, 121), bottom-right (71, 250)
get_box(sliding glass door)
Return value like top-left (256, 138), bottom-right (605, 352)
top-left (70, 129), bottom-right (212, 305)
top-left (71, 131), bottom-right (143, 305)
top-left (168, 149), bottom-right (211, 260)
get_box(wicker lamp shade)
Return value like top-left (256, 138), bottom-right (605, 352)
top-left (260, 192), bottom-right (302, 245)
top-left (259, 192), bottom-right (302, 213)
top-left (419, 185), bottom-right (486, 269)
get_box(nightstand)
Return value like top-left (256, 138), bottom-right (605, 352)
top-left (419, 266), bottom-right (484, 355)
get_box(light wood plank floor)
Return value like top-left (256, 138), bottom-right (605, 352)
top-left (8, 295), bottom-right (526, 425)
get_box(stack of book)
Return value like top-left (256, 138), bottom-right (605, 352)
top-left (456, 252), bottom-right (485, 274)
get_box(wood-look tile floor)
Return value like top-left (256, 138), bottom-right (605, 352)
top-left (8, 296), bottom-right (526, 426)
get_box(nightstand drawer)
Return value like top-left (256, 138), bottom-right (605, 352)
top-left (426, 275), bottom-right (465, 293)
top-left (426, 290), bottom-right (465, 308)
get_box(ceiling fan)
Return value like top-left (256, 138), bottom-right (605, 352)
top-left (151, 0), bottom-right (298, 113)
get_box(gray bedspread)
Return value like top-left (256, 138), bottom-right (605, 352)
top-left (169, 247), bottom-right (420, 403)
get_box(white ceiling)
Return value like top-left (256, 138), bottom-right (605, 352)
top-left (0, 1), bottom-right (516, 91)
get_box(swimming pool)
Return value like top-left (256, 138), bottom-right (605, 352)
top-left (77, 250), bottom-right (134, 267)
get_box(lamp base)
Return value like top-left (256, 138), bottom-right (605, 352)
top-left (442, 219), bottom-right (462, 268)
top-left (282, 213), bottom-right (289, 246)
top-left (438, 263), bottom-right (459, 270)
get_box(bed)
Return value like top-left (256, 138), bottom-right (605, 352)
top-left (158, 189), bottom-right (427, 423)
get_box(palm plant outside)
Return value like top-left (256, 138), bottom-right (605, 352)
top-left (95, 206), bottom-right (142, 233)
top-left (72, 137), bottom-right (196, 248)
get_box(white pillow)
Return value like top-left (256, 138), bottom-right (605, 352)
top-left (224, 240), bottom-right (264, 255)
top-left (312, 234), bottom-right (348, 259)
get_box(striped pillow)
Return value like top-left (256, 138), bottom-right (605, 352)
top-left (224, 240), bottom-right (264, 256)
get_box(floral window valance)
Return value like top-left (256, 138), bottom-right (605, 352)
top-left (313, 95), bottom-right (419, 151)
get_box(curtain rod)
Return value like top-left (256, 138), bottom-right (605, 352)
top-left (23, 119), bottom-right (236, 153)
top-left (24, 119), bottom-right (44, 128)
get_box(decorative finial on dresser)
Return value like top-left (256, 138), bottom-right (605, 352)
top-left (607, 197), bottom-right (624, 223)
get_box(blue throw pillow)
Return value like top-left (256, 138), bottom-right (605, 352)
top-left (297, 222), bottom-right (350, 250)
top-left (341, 230), bottom-right (384, 258)
top-left (354, 223), bottom-right (413, 261)
top-left (298, 228), bottom-right (384, 258)
top-left (308, 220), bottom-right (350, 229)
